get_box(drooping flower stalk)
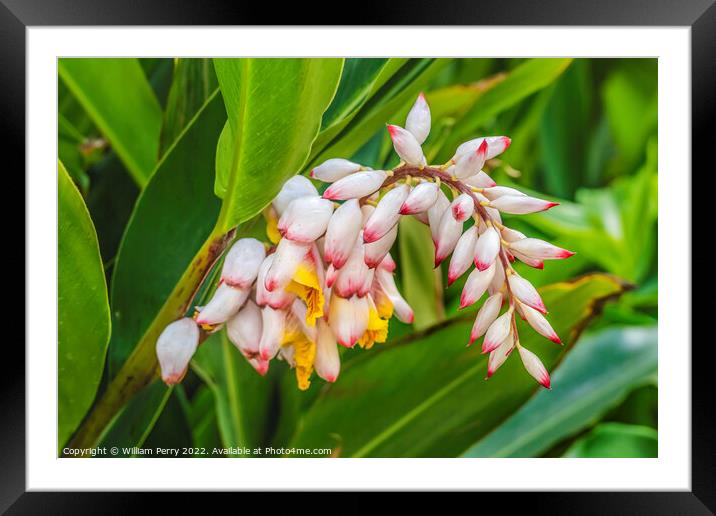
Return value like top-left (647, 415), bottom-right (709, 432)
top-left (156, 93), bottom-right (574, 391)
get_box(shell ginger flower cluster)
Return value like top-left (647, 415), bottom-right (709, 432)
top-left (155, 93), bottom-right (574, 391)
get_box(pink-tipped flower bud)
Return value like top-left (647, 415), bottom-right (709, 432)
top-left (220, 238), bottom-right (266, 288)
top-left (463, 170), bottom-right (497, 188)
top-left (258, 305), bottom-right (286, 361)
top-left (482, 186), bottom-right (526, 201)
top-left (264, 238), bottom-right (310, 292)
top-left (470, 292), bottom-right (503, 344)
top-left (310, 158), bottom-right (362, 182)
top-left (405, 92), bottom-right (431, 145)
top-left (427, 188), bottom-right (450, 245)
top-left (387, 124), bottom-right (426, 166)
top-left (256, 254), bottom-right (296, 309)
top-left (328, 294), bottom-right (369, 348)
top-left (324, 199), bottom-right (362, 268)
top-left (460, 262), bottom-right (495, 309)
top-left (487, 329), bottom-right (514, 378)
top-left (511, 250), bottom-right (544, 269)
top-left (272, 175), bottom-right (318, 216)
top-left (226, 299), bottom-right (262, 358)
top-left (364, 223), bottom-right (398, 269)
top-left (508, 237), bottom-right (575, 260)
top-left (196, 283), bottom-right (249, 326)
top-left (450, 193), bottom-right (475, 222)
top-left (482, 310), bottom-right (512, 354)
top-left (278, 195), bottom-right (334, 243)
top-left (379, 252), bottom-right (397, 272)
top-left (322, 170), bottom-right (387, 201)
top-left (489, 195), bottom-right (559, 214)
top-left (518, 345), bottom-right (551, 388)
top-left (453, 136), bottom-right (511, 161)
top-left (332, 236), bottom-right (369, 298)
top-left (375, 267), bottom-right (414, 324)
top-left (474, 225), bottom-right (500, 271)
top-left (501, 226), bottom-right (526, 243)
top-left (507, 273), bottom-right (546, 314)
top-left (248, 358), bottom-right (270, 376)
top-left (156, 318), bottom-right (200, 385)
top-left (453, 139), bottom-right (487, 179)
top-left (400, 181), bottom-right (439, 215)
top-left (521, 303), bottom-right (561, 344)
top-left (363, 184), bottom-right (409, 243)
top-left (448, 226), bottom-right (478, 286)
top-left (434, 208), bottom-right (464, 267)
top-left (314, 319), bottom-right (341, 382)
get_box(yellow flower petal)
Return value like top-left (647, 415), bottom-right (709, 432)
top-left (293, 334), bottom-right (316, 391)
top-left (357, 306), bottom-right (389, 350)
top-left (264, 207), bottom-right (281, 245)
top-left (285, 262), bottom-right (324, 326)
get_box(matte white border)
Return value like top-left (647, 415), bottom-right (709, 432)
top-left (28, 27), bottom-right (690, 491)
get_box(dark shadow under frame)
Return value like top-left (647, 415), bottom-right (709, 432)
top-left (2, 0), bottom-right (710, 512)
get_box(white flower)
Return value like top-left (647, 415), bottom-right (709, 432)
top-left (264, 238), bottom-right (310, 292)
top-left (375, 266), bottom-right (414, 324)
top-left (489, 195), bottom-right (559, 214)
top-left (278, 195), bottom-right (334, 243)
top-left (387, 124), bottom-right (426, 166)
top-left (324, 199), bottom-right (363, 268)
top-left (453, 139), bottom-right (487, 179)
top-left (322, 170), bottom-right (388, 200)
top-left (226, 299), bottom-right (262, 358)
top-left (482, 310), bottom-right (513, 354)
top-left (508, 237), bottom-right (575, 260)
top-left (448, 226), bottom-right (478, 286)
top-left (196, 282), bottom-right (249, 326)
top-left (258, 305), bottom-right (287, 360)
top-left (474, 225), bottom-right (500, 271)
top-left (405, 92), bottom-right (431, 144)
top-left (460, 262), bottom-right (495, 309)
top-left (518, 345), bottom-right (551, 388)
top-left (310, 158), bottom-right (362, 182)
top-left (450, 193), bottom-right (475, 222)
top-left (364, 223), bottom-right (398, 269)
top-left (453, 136), bottom-right (511, 161)
top-left (463, 170), bottom-right (496, 188)
top-left (470, 293), bottom-right (503, 345)
top-left (363, 184), bottom-right (409, 243)
top-left (220, 238), bottom-right (266, 288)
top-left (156, 318), bottom-right (200, 385)
top-left (399, 181), bottom-right (439, 215)
top-left (314, 319), bottom-right (340, 382)
top-left (272, 175), bottom-right (318, 216)
top-left (507, 272), bottom-right (546, 314)
top-left (434, 208), bottom-right (464, 266)
top-left (487, 329), bottom-right (514, 378)
top-left (328, 294), bottom-right (369, 348)
top-left (521, 303), bottom-right (561, 344)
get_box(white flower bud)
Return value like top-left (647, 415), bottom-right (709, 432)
top-left (489, 195), bottom-right (559, 214)
top-left (470, 292), bottom-right (503, 344)
top-left (220, 238), bottom-right (266, 288)
top-left (482, 186), bottom-right (526, 201)
top-left (488, 255), bottom-right (506, 294)
top-left (156, 318), bottom-right (200, 385)
top-left (508, 237), bottom-right (575, 260)
top-left (507, 273), bottom-right (546, 314)
top-left (272, 175), bottom-right (318, 216)
top-left (428, 188), bottom-right (450, 245)
top-left (453, 136), bottom-right (511, 161)
top-left (448, 226), bottom-right (478, 285)
top-left (482, 310), bottom-right (512, 354)
top-left (363, 184), bottom-right (409, 243)
top-left (405, 92), bottom-right (431, 145)
top-left (375, 267), bottom-right (414, 324)
top-left (328, 294), bottom-right (369, 348)
top-left (501, 226), bottom-right (526, 243)
top-left (264, 238), bottom-right (310, 292)
top-left (460, 262), bottom-right (495, 309)
top-left (453, 139), bottom-right (487, 179)
top-left (226, 299), bottom-right (262, 358)
top-left (256, 254), bottom-right (295, 309)
top-left (518, 345), bottom-right (551, 388)
top-left (400, 181), bottom-right (438, 215)
top-left (511, 249), bottom-right (544, 269)
top-left (474, 225), bottom-right (500, 271)
top-left (278, 195), bottom-right (334, 243)
top-left (521, 303), bottom-right (561, 344)
top-left (450, 193), bottom-right (475, 222)
top-left (387, 124), bottom-right (426, 166)
top-left (258, 306), bottom-right (286, 360)
top-left (463, 170), bottom-right (496, 189)
top-left (379, 252), bottom-right (397, 272)
top-left (322, 170), bottom-right (387, 201)
top-left (314, 319), bottom-right (341, 382)
top-left (324, 199), bottom-right (362, 268)
top-left (332, 236), bottom-right (369, 298)
top-left (434, 208), bottom-right (464, 266)
top-left (196, 283), bottom-right (249, 326)
top-left (364, 223), bottom-right (398, 269)
top-left (310, 158), bottom-right (362, 182)
top-left (487, 329), bottom-right (514, 378)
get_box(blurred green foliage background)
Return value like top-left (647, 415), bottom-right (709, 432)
top-left (58, 58), bottom-right (657, 458)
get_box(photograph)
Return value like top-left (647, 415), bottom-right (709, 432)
top-left (58, 57), bottom-right (659, 460)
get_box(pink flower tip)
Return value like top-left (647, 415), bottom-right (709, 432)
top-left (406, 312), bottom-right (415, 324)
top-left (550, 335), bottom-right (562, 345)
top-left (325, 375), bottom-right (337, 383)
top-left (486, 368), bottom-right (494, 378)
top-left (386, 124), bottom-right (399, 138)
top-left (502, 136), bottom-right (512, 150)
top-left (478, 139), bottom-right (488, 155)
top-left (418, 91), bottom-right (426, 100)
top-left (259, 350), bottom-right (272, 361)
top-left (543, 202), bottom-right (560, 210)
top-left (363, 230), bottom-right (379, 244)
top-left (434, 255), bottom-right (445, 268)
top-left (265, 278), bottom-right (279, 292)
top-left (309, 169), bottom-right (316, 179)
top-left (540, 376), bottom-right (551, 389)
top-left (322, 189), bottom-right (337, 200)
top-left (447, 274), bottom-right (458, 286)
top-left (256, 364), bottom-right (269, 376)
top-left (398, 204), bottom-right (412, 215)
top-left (561, 250), bottom-right (576, 258)
top-left (474, 260), bottom-right (491, 272)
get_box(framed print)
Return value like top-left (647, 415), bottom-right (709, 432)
top-left (4, 0), bottom-right (711, 511)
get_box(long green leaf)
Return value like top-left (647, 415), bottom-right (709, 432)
top-left (562, 422), bottom-right (657, 458)
top-left (213, 58), bottom-right (344, 229)
top-left (462, 325), bottom-right (657, 457)
top-left (58, 58), bottom-right (163, 186)
top-left (58, 160), bottom-right (111, 450)
top-left (289, 274), bottom-right (626, 457)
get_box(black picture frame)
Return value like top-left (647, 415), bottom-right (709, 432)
top-left (4, 0), bottom-right (708, 511)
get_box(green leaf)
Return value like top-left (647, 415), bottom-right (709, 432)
top-left (108, 90), bottom-right (225, 377)
top-left (437, 58), bottom-right (573, 162)
top-left (462, 325), bottom-right (657, 457)
top-left (160, 58), bottom-right (218, 155)
top-left (58, 58), bottom-right (163, 186)
top-left (289, 274), bottom-right (626, 457)
top-left (213, 58), bottom-right (344, 229)
top-left (58, 160), bottom-right (111, 449)
top-left (563, 422), bottom-right (657, 458)
top-left (397, 216), bottom-right (444, 329)
top-left (183, 386), bottom-right (223, 450)
top-left (192, 331), bottom-right (276, 453)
